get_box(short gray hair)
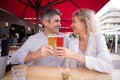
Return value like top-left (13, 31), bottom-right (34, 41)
top-left (41, 8), bottom-right (62, 24)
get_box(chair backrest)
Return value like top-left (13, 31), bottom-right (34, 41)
top-left (0, 56), bottom-right (7, 79)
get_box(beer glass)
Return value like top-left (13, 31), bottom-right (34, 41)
top-left (48, 34), bottom-right (56, 48)
top-left (56, 35), bottom-right (64, 47)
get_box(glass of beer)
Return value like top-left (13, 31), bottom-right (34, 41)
top-left (56, 35), bottom-right (64, 47)
top-left (48, 34), bottom-right (56, 48)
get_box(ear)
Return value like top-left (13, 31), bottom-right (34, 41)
top-left (43, 20), bottom-right (49, 26)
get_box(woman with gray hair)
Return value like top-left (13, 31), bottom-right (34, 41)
top-left (57, 9), bottom-right (113, 73)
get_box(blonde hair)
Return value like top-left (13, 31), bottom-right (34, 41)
top-left (72, 9), bottom-right (98, 35)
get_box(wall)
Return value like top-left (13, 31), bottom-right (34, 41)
top-left (0, 9), bottom-right (37, 38)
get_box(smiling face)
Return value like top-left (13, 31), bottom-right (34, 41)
top-left (71, 15), bottom-right (87, 34)
top-left (71, 9), bottom-right (98, 36)
top-left (44, 15), bottom-right (61, 34)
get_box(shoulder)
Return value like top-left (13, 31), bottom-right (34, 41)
top-left (91, 33), bottom-right (106, 43)
top-left (93, 32), bottom-right (105, 39)
top-left (28, 32), bottom-right (43, 39)
top-left (23, 32), bottom-right (45, 45)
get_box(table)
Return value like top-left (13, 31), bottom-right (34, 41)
top-left (1, 66), bottom-right (120, 80)
top-left (9, 46), bottom-right (21, 53)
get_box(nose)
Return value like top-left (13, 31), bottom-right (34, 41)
top-left (71, 23), bottom-right (73, 28)
top-left (59, 22), bottom-right (61, 27)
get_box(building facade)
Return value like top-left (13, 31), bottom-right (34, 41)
top-left (97, 8), bottom-right (120, 53)
top-left (98, 8), bottom-right (120, 33)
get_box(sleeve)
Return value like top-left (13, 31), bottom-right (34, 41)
top-left (11, 36), bottom-right (33, 65)
top-left (64, 34), bottom-right (70, 48)
top-left (85, 34), bottom-right (113, 73)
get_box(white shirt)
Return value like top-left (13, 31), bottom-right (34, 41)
top-left (11, 32), bottom-right (69, 66)
top-left (69, 33), bottom-right (113, 73)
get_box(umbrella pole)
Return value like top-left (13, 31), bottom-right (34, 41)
top-left (35, 10), bottom-right (39, 33)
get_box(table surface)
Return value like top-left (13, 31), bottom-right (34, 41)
top-left (1, 66), bottom-right (120, 80)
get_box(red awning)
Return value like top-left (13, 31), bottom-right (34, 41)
top-left (0, 0), bottom-right (109, 32)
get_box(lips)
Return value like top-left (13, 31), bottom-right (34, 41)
top-left (55, 26), bottom-right (60, 30)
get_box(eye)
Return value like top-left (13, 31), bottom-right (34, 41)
top-left (72, 20), bottom-right (75, 23)
top-left (55, 20), bottom-right (60, 22)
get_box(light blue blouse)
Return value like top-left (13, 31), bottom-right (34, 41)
top-left (11, 32), bottom-right (69, 66)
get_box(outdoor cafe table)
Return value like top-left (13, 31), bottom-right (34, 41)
top-left (1, 66), bottom-right (120, 80)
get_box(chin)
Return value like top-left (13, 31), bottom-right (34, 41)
top-left (54, 31), bottom-right (59, 34)
top-left (73, 30), bottom-right (76, 33)
top-left (55, 29), bottom-right (59, 33)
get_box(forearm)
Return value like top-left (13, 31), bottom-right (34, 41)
top-left (24, 51), bottom-right (42, 63)
top-left (85, 56), bottom-right (113, 73)
top-left (71, 52), bottom-right (85, 64)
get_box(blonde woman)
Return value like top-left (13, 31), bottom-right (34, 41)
top-left (57, 9), bottom-right (113, 73)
